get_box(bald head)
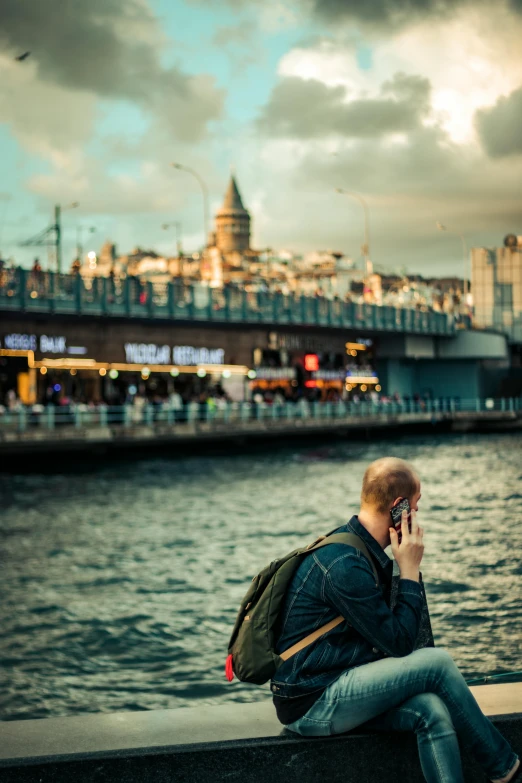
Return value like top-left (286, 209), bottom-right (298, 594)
top-left (361, 457), bottom-right (419, 514)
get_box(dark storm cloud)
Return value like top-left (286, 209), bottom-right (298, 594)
top-left (257, 72), bottom-right (431, 138)
top-left (314, 0), bottom-right (522, 26)
top-left (0, 0), bottom-right (223, 141)
top-left (189, 0), bottom-right (522, 30)
top-left (475, 86), bottom-right (522, 157)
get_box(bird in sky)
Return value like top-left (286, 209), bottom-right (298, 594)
top-left (15, 52), bottom-right (31, 61)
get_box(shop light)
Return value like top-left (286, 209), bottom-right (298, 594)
top-left (40, 367), bottom-right (47, 375)
top-left (128, 385), bottom-right (137, 395)
top-left (376, 385), bottom-right (382, 392)
top-left (170, 368), bottom-right (180, 377)
top-left (346, 342), bottom-right (368, 351)
top-left (304, 354), bottom-right (319, 372)
top-left (70, 369), bottom-right (77, 376)
top-left (99, 368), bottom-right (107, 376)
top-left (222, 369), bottom-right (231, 379)
top-left (142, 367), bottom-right (150, 379)
top-left (247, 369), bottom-right (257, 380)
top-left (109, 369), bottom-right (119, 380)
top-left (197, 368), bottom-right (207, 378)
top-left (53, 384), bottom-right (61, 392)
top-left (350, 350), bottom-right (358, 357)
top-left (360, 384), bottom-right (367, 391)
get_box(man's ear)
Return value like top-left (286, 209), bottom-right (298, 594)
top-left (391, 497), bottom-right (404, 508)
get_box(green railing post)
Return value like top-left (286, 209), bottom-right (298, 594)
top-left (74, 408), bottom-right (82, 428)
top-left (99, 406), bottom-right (108, 427)
top-left (146, 281), bottom-right (154, 317)
top-left (46, 405), bottom-right (55, 430)
top-left (501, 398), bottom-right (506, 412)
top-left (300, 294), bottom-right (306, 323)
top-left (272, 292), bottom-right (279, 322)
top-left (242, 288), bottom-right (248, 321)
top-left (167, 281), bottom-right (175, 318)
top-left (188, 285), bottom-right (195, 319)
top-left (101, 277), bottom-right (108, 314)
top-left (18, 407), bottom-right (27, 433)
top-left (314, 296), bottom-right (320, 324)
top-left (48, 271), bottom-right (55, 312)
top-left (74, 273), bottom-right (82, 314)
top-left (18, 268), bottom-right (26, 310)
top-left (224, 285), bottom-right (231, 320)
top-left (124, 278), bottom-right (131, 316)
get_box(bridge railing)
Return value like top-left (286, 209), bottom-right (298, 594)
top-left (0, 268), bottom-right (461, 335)
top-left (1, 397), bottom-right (519, 433)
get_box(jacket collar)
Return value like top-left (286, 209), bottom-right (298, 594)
top-left (345, 514), bottom-right (391, 572)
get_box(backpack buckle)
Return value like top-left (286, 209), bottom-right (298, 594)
top-left (306, 535), bottom-right (326, 550)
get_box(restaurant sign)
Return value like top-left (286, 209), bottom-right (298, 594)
top-left (3, 333), bottom-right (75, 354)
top-left (124, 343), bottom-right (225, 365)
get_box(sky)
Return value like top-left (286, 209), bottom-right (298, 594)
top-left (0, 0), bottom-right (521, 276)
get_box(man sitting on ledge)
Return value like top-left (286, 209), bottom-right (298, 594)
top-left (271, 457), bottom-right (520, 783)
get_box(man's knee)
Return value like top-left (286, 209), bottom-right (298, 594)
top-left (414, 646), bottom-right (457, 675)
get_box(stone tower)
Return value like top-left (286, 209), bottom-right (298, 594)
top-left (215, 175), bottom-right (251, 253)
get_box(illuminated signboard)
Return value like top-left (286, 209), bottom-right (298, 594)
top-left (4, 333), bottom-right (37, 351)
top-left (125, 343), bottom-right (171, 364)
top-left (3, 333), bottom-right (69, 354)
top-left (124, 343), bottom-right (225, 366)
top-left (172, 345), bottom-right (224, 365)
top-left (255, 368), bottom-right (295, 380)
top-left (304, 354), bottom-right (320, 372)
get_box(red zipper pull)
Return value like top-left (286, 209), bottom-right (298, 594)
top-left (225, 654), bottom-right (234, 682)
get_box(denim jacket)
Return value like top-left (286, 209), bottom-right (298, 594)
top-left (270, 516), bottom-right (424, 699)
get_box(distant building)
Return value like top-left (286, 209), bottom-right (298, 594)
top-left (215, 175), bottom-right (251, 254)
top-left (472, 235), bottom-right (522, 341)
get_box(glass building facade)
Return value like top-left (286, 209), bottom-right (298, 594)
top-left (472, 245), bottom-right (522, 342)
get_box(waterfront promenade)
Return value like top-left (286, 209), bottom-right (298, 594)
top-left (0, 398), bottom-right (520, 456)
top-left (1, 683), bottom-right (521, 782)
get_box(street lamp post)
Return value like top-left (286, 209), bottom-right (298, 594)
top-left (76, 225), bottom-right (96, 263)
top-left (162, 221), bottom-right (183, 256)
top-left (171, 163), bottom-right (209, 251)
top-left (55, 201), bottom-right (79, 275)
top-left (336, 188), bottom-right (371, 281)
top-left (436, 222), bottom-right (469, 299)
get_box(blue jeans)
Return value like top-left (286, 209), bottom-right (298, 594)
top-left (286, 648), bottom-right (518, 783)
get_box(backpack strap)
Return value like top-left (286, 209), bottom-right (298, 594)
top-left (279, 532), bottom-right (380, 663)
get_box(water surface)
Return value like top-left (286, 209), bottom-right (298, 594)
top-left (1, 432), bottom-right (521, 720)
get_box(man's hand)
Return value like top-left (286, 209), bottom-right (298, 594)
top-left (389, 508), bottom-right (424, 582)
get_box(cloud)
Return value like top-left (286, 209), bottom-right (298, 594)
top-left (475, 86), bottom-right (522, 157)
top-left (212, 21), bottom-right (257, 47)
top-left (256, 72), bottom-right (431, 138)
top-left (0, 0), bottom-right (224, 143)
top-left (188, 0), bottom-right (522, 33)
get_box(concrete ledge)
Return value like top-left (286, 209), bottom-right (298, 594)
top-left (1, 684), bottom-right (521, 782)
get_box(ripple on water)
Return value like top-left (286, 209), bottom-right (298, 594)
top-left (1, 431), bottom-right (521, 720)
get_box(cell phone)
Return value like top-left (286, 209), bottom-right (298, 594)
top-left (390, 497), bottom-right (411, 544)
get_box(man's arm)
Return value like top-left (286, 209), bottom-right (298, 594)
top-left (326, 552), bottom-right (423, 657)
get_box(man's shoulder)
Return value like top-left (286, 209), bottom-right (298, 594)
top-left (311, 539), bottom-right (365, 570)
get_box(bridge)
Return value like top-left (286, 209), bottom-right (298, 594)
top-left (0, 268), bottom-right (459, 335)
